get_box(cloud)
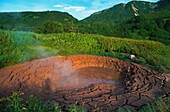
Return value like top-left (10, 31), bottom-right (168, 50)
top-left (54, 4), bottom-right (86, 12)
top-left (68, 9), bottom-right (97, 20)
top-left (54, 4), bottom-right (96, 20)
top-left (64, 6), bottom-right (86, 12)
top-left (54, 4), bottom-right (63, 8)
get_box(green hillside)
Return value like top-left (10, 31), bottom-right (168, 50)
top-left (156, 0), bottom-right (170, 9)
top-left (0, 0), bottom-right (169, 45)
top-left (81, 0), bottom-right (170, 24)
top-left (0, 30), bottom-right (170, 71)
top-left (0, 11), bottom-right (78, 31)
top-left (82, 1), bottom-right (155, 24)
top-left (78, 0), bottom-right (170, 45)
top-left (112, 15), bottom-right (170, 45)
top-left (78, 1), bottom-right (156, 36)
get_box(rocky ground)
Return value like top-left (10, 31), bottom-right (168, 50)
top-left (0, 54), bottom-right (169, 111)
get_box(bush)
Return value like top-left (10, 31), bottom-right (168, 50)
top-left (0, 30), bottom-right (57, 68)
top-left (40, 21), bottom-right (64, 34)
top-left (37, 33), bottom-right (170, 71)
top-left (0, 92), bottom-right (85, 112)
top-left (1, 30), bottom-right (170, 71)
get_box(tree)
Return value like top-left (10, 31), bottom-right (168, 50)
top-left (63, 19), bottom-right (78, 33)
top-left (42, 21), bottom-right (63, 33)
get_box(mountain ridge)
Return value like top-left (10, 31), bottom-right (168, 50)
top-left (0, 0), bottom-right (169, 43)
top-left (0, 11), bottom-right (78, 31)
top-left (81, 1), bottom-right (158, 23)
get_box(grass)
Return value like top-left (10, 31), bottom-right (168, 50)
top-left (119, 97), bottom-right (170, 112)
top-left (35, 32), bottom-right (170, 71)
top-left (0, 30), bottom-right (57, 68)
top-left (139, 98), bottom-right (170, 112)
top-left (0, 92), bottom-right (50, 112)
top-left (0, 23), bottom-right (170, 112)
top-left (0, 92), bottom-right (86, 112)
top-left (0, 92), bottom-right (169, 112)
top-left (0, 30), bottom-right (170, 71)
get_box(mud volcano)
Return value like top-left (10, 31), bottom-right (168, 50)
top-left (0, 55), bottom-right (169, 111)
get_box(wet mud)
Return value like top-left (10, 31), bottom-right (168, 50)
top-left (0, 54), bottom-right (169, 111)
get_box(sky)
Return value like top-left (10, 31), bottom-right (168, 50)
top-left (0, 0), bottom-right (159, 20)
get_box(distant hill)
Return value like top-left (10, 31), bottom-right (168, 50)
top-left (78, 0), bottom-right (170, 45)
top-left (82, 0), bottom-right (170, 23)
top-left (0, 11), bottom-right (78, 31)
top-left (82, 1), bottom-right (156, 24)
top-left (156, 0), bottom-right (170, 9)
top-left (0, 0), bottom-right (169, 45)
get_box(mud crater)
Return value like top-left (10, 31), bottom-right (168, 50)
top-left (0, 54), bottom-right (169, 111)
top-left (55, 66), bottom-right (121, 90)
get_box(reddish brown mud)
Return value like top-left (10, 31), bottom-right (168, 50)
top-left (0, 54), bottom-right (169, 111)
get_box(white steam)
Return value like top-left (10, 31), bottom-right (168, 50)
top-left (50, 59), bottom-right (80, 89)
top-left (53, 60), bottom-right (75, 77)
top-left (49, 58), bottom-right (119, 90)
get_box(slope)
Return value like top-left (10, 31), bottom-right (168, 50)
top-left (0, 11), bottom-right (78, 31)
top-left (82, 1), bottom-right (156, 24)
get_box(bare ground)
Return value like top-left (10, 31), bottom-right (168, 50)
top-left (0, 54), bottom-right (169, 111)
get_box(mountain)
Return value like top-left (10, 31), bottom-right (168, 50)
top-left (78, 1), bottom-right (159, 36)
top-left (0, 11), bottom-right (78, 31)
top-left (156, 0), bottom-right (170, 9)
top-left (82, 1), bottom-right (156, 24)
top-left (78, 0), bottom-right (170, 45)
top-left (82, 0), bottom-right (170, 23)
top-left (0, 0), bottom-right (169, 44)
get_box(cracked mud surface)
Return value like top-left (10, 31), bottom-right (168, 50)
top-left (0, 54), bottom-right (170, 111)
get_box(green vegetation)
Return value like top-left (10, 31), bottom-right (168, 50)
top-left (0, 92), bottom-right (169, 112)
top-left (0, 1), bottom-right (170, 45)
top-left (0, 30), bottom-right (170, 71)
top-left (118, 98), bottom-right (170, 112)
top-left (0, 1), bottom-right (170, 111)
top-left (0, 30), bottom-right (57, 68)
top-left (139, 98), bottom-right (170, 112)
top-left (0, 92), bottom-right (86, 112)
top-left (0, 11), bottom-right (78, 32)
top-left (79, 0), bottom-right (170, 44)
top-left (112, 15), bottom-right (170, 45)
top-left (0, 92), bottom-right (51, 112)
top-left (82, 1), bottom-right (156, 24)
top-left (33, 32), bottom-right (170, 71)
top-left (38, 21), bottom-right (64, 34)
